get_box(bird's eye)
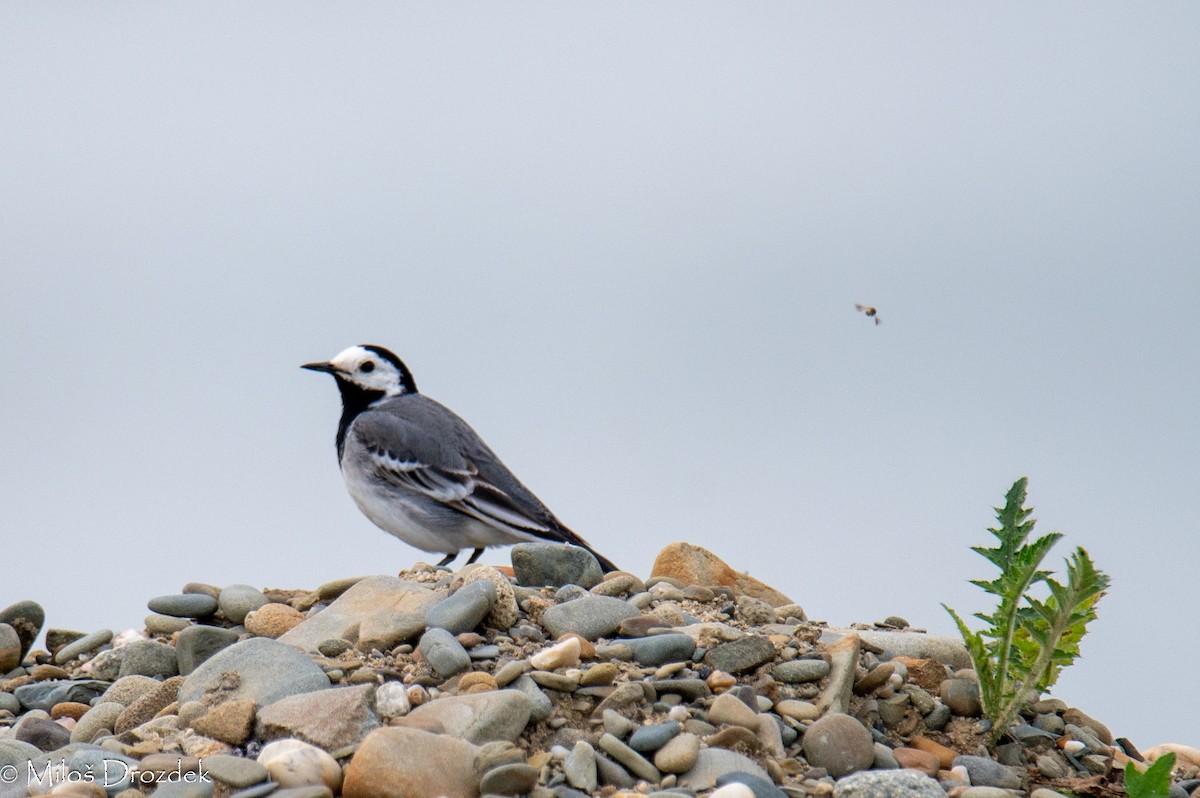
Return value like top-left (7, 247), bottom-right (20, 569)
top-left (360, 361), bottom-right (376, 373)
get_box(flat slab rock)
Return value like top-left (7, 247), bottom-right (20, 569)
top-left (177, 637), bottom-right (329, 707)
top-left (279, 575), bottom-right (439, 653)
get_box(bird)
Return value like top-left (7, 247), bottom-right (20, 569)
top-left (855, 303), bottom-right (881, 325)
top-left (302, 344), bottom-right (618, 572)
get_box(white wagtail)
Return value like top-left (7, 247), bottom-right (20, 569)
top-left (303, 345), bottom-right (618, 571)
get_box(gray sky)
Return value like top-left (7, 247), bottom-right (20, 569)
top-left (3, 3), bottom-right (1197, 747)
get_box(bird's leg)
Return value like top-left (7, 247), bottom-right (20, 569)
top-left (466, 547), bottom-right (485, 565)
top-left (436, 551), bottom-right (459, 568)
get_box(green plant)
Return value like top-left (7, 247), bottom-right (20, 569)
top-left (943, 477), bottom-right (1110, 744)
top-left (1124, 753), bottom-right (1175, 798)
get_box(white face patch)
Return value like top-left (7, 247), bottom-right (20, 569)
top-left (329, 345), bottom-right (407, 395)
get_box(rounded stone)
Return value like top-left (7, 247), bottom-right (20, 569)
top-left (564, 741), bottom-right (598, 792)
top-left (344, 726), bottom-right (478, 798)
top-left (218, 584), bottom-right (270, 624)
top-left (117, 639), bottom-right (179, 679)
top-left (801, 712), bottom-right (875, 778)
top-left (147, 593), bottom-right (219, 618)
top-left (629, 721), bottom-right (681, 753)
top-left (0, 623), bottom-right (20, 672)
top-left (416, 627), bottom-right (470, 677)
top-left (257, 738), bottom-right (342, 791)
top-left (426, 580), bottom-right (497, 634)
top-left (511, 542), bottom-right (604, 589)
top-left (194, 753), bottom-right (269, 788)
top-left (375, 681), bottom-right (411, 719)
top-left (772, 658), bottom-right (831, 683)
top-left (461, 566), bottom-right (520, 630)
top-left (245, 603), bottom-right (305, 638)
top-left (833, 769), bottom-right (945, 798)
top-left (54, 629), bottom-right (113, 665)
top-left (0, 600), bottom-right (44, 660)
top-left (940, 678), bottom-right (982, 717)
top-left (654, 732), bottom-right (701, 774)
top-left (145, 614), bottom-right (192, 635)
top-left (478, 763), bottom-right (539, 795)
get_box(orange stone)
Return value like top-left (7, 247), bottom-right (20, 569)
top-left (892, 746), bottom-right (941, 775)
top-left (909, 735), bottom-right (958, 769)
top-left (650, 542), bottom-right (792, 607)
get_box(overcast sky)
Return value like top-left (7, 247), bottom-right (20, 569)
top-left (2, 3), bottom-right (1197, 747)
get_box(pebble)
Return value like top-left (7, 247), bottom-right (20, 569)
top-left (962, 788), bottom-right (1018, 798)
top-left (0, 600), bottom-right (45, 660)
top-left (801, 712), bottom-right (875, 778)
top-left (462, 565), bottom-right (521, 629)
top-left (704, 635), bottom-right (776, 674)
top-left (629, 721), bottom-right (681, 753)
top-left (374, 681), bottom-right (411, 719)
top-left (15, 715), bottom-right (72, 751)
top-left (201, 754), bottom-right (270, 788)
top-left (14, 679), bottom-right (109, 711)
top-left (1063, 707), bottom-right (1114, 744)
top-left (952, 755), bottom-right (1023, 789)
top-left (177, 638), bottom-right (330, 706)
top-left (115, 674), bottom-right (184, 733)
top-left (710, 784), bottom-right (756, 798)
top-left (832, 769), bottom-right (946, 797)
top-left (218, 584), bottom-right (270, 624)
top-left (940, 677), bottom-right (982, 717)
top-left (716, 771), bottom-right (789, 798)
top-left (654, 730), bottom-right (700, 773)
top-left (175, 625), bottom-right (239, 676)
top-left (579, 662), bottom-right (618, 686)
top-left (598, 732), bottom-right (662, 783)
top-left (53, 629), bottom-right (113, 664)
top-left (417, 627), bottom-right (471, 677)
top-left (479, 762), bottom-right (540, 795)
top-left (707, 692), bottom-right (760, 729)
top-left (70, 701), bottom-right (123, 743)
top-left (192, 698), bottom-right (258, 744)
top-left (565, 741), bottom-right (599, 792)
top-left (145, 613), bottom-right (192, 634)
top-left (278, 575), bottom-right (439, 653)
top-left (257, 738), bottom-right (342, 792)
top-left (118, 638), bottom-right (179, 678)
top-left (405, 690), bottom-right (532, 744)
top-left (0, 623), bottom-right (21, 672)
top-left (147, 593), bottom-right (219, 618)
top-left (245, 603), bottom-right (305, 638)
top-left (426, 579), bottom-right (498, 634)
top-left (772, 658), bottom-right (830, 683)
top-left (512, 542), bottom-right (605, 589)
top-left (924, 702), bottom-right (952, 731)
top-left (541, 596), bottom-right (640, 641)
top-left (677, 748), bottom-right (770, 789)
top-left (530, 636), bottom-right (582, 670)
top-left (892, 747), bottom-right (940, 775)
top-left (343, 726), bottom-right (477, 798)
top-left (507, 674), bottom-right (554, 722)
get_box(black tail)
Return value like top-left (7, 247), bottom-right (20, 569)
top-left (557, 525), bottom-right (619, 573)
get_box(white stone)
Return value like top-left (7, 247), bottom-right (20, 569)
top-left (710, 783), bottom-right (756, 798)
top-left (375, 681), bottom-right (411, 719)
top-left (257, 738), bottom-right (342, 792)
top-left (530, 636), bottom-right (581, 670)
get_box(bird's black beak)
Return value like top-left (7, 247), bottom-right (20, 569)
top-left (301, 361), bottom-right (338, 375)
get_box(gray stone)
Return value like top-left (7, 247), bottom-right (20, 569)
top-left (963, 788), bottom-right (1019, 798)
top-left (716, 771), bottom-right (788, 798)
top-left (176, 625), bottom-right (240, 676)
top-left (70, 701), bottom-right (123, 743)
top-left (542, 596), bottom-right (640, 641)
top-left (0, 693), bottom-right (18, 714)
top-left (65, 748), bottom-right (140, 793)
top-left (511, 542), bottom-right (604, 589)
top-left (404, 690), bottom-right (532, 744)
top-left (53, 629), bottom-right (113, 664)
top-left (598, 733), bottom-right (660, 783)
top-left (219, 584), bottom-right (270, 624)
top-left (1064, 723), bottom-right (1107, 755)
top-left (88, 646), bottom-right (124, 680)
top-left (654, 732), bottom-right (701, 774)
top-left (772, 658), bottom-right (830, 683)
top-left (118, 638), bottom-right (179, 678)
top-left (0, 739), bottom-right (41, 769)
top-left (14, 679), bottom-right (109, 711)
top-left (940, 678), bottom-right (982, 717)
top-left (507, 675), bottom-right (553, 723)
top-left (615, 634), bottom-right (696, 667)
top-left (417, 627), bottom-right (471, 677)
top-left (145, 613), bottom-right (192, 634)
top-left (650, 678), bottom-right (711, 702)
top-left (924, 703), bottom-right (951, 731)
top-left (953, 755), bottom-right (1023, 789)
top-left (145, 780), bottom-right (214, 798)
top-left (202, 754), bottom-right (270, 788)
top-left (147, 593), bottom-right (219, 618)
top-left (278, 575), bottom-right (438, 653)
top-left (256, 683), bottom-right (380, 751)
top-left (594, 751), bottom-right (636, 789)
top-left (0, 600), bottom-right (44, 660)
top-left (479, 763), bottom-right (539, 795)
top-left (629, 721), bottom-right (681, 753)
top-left (833, 769), bottom-right (945, 798)
top-left (14, 716), bottom-right (71, 751)
top-left (177, 637), bottom-right (330, 707)
top-left (704, 635), bottom-right (775, 674)
top-left (678, 748), bottom-right (769, 790)
top-left (425, 580), bottom-right (497, 634)
top-left (564, 741), bottom-right (598, 793)
top-left (822, 628), bottom-right (972, 670)
top-left (873, 742), bottom-right (899, 769)
top-left (801, 712), bottom-right (875, 778)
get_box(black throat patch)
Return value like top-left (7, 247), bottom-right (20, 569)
top-left (334, 378), bottom-right (387, 462)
